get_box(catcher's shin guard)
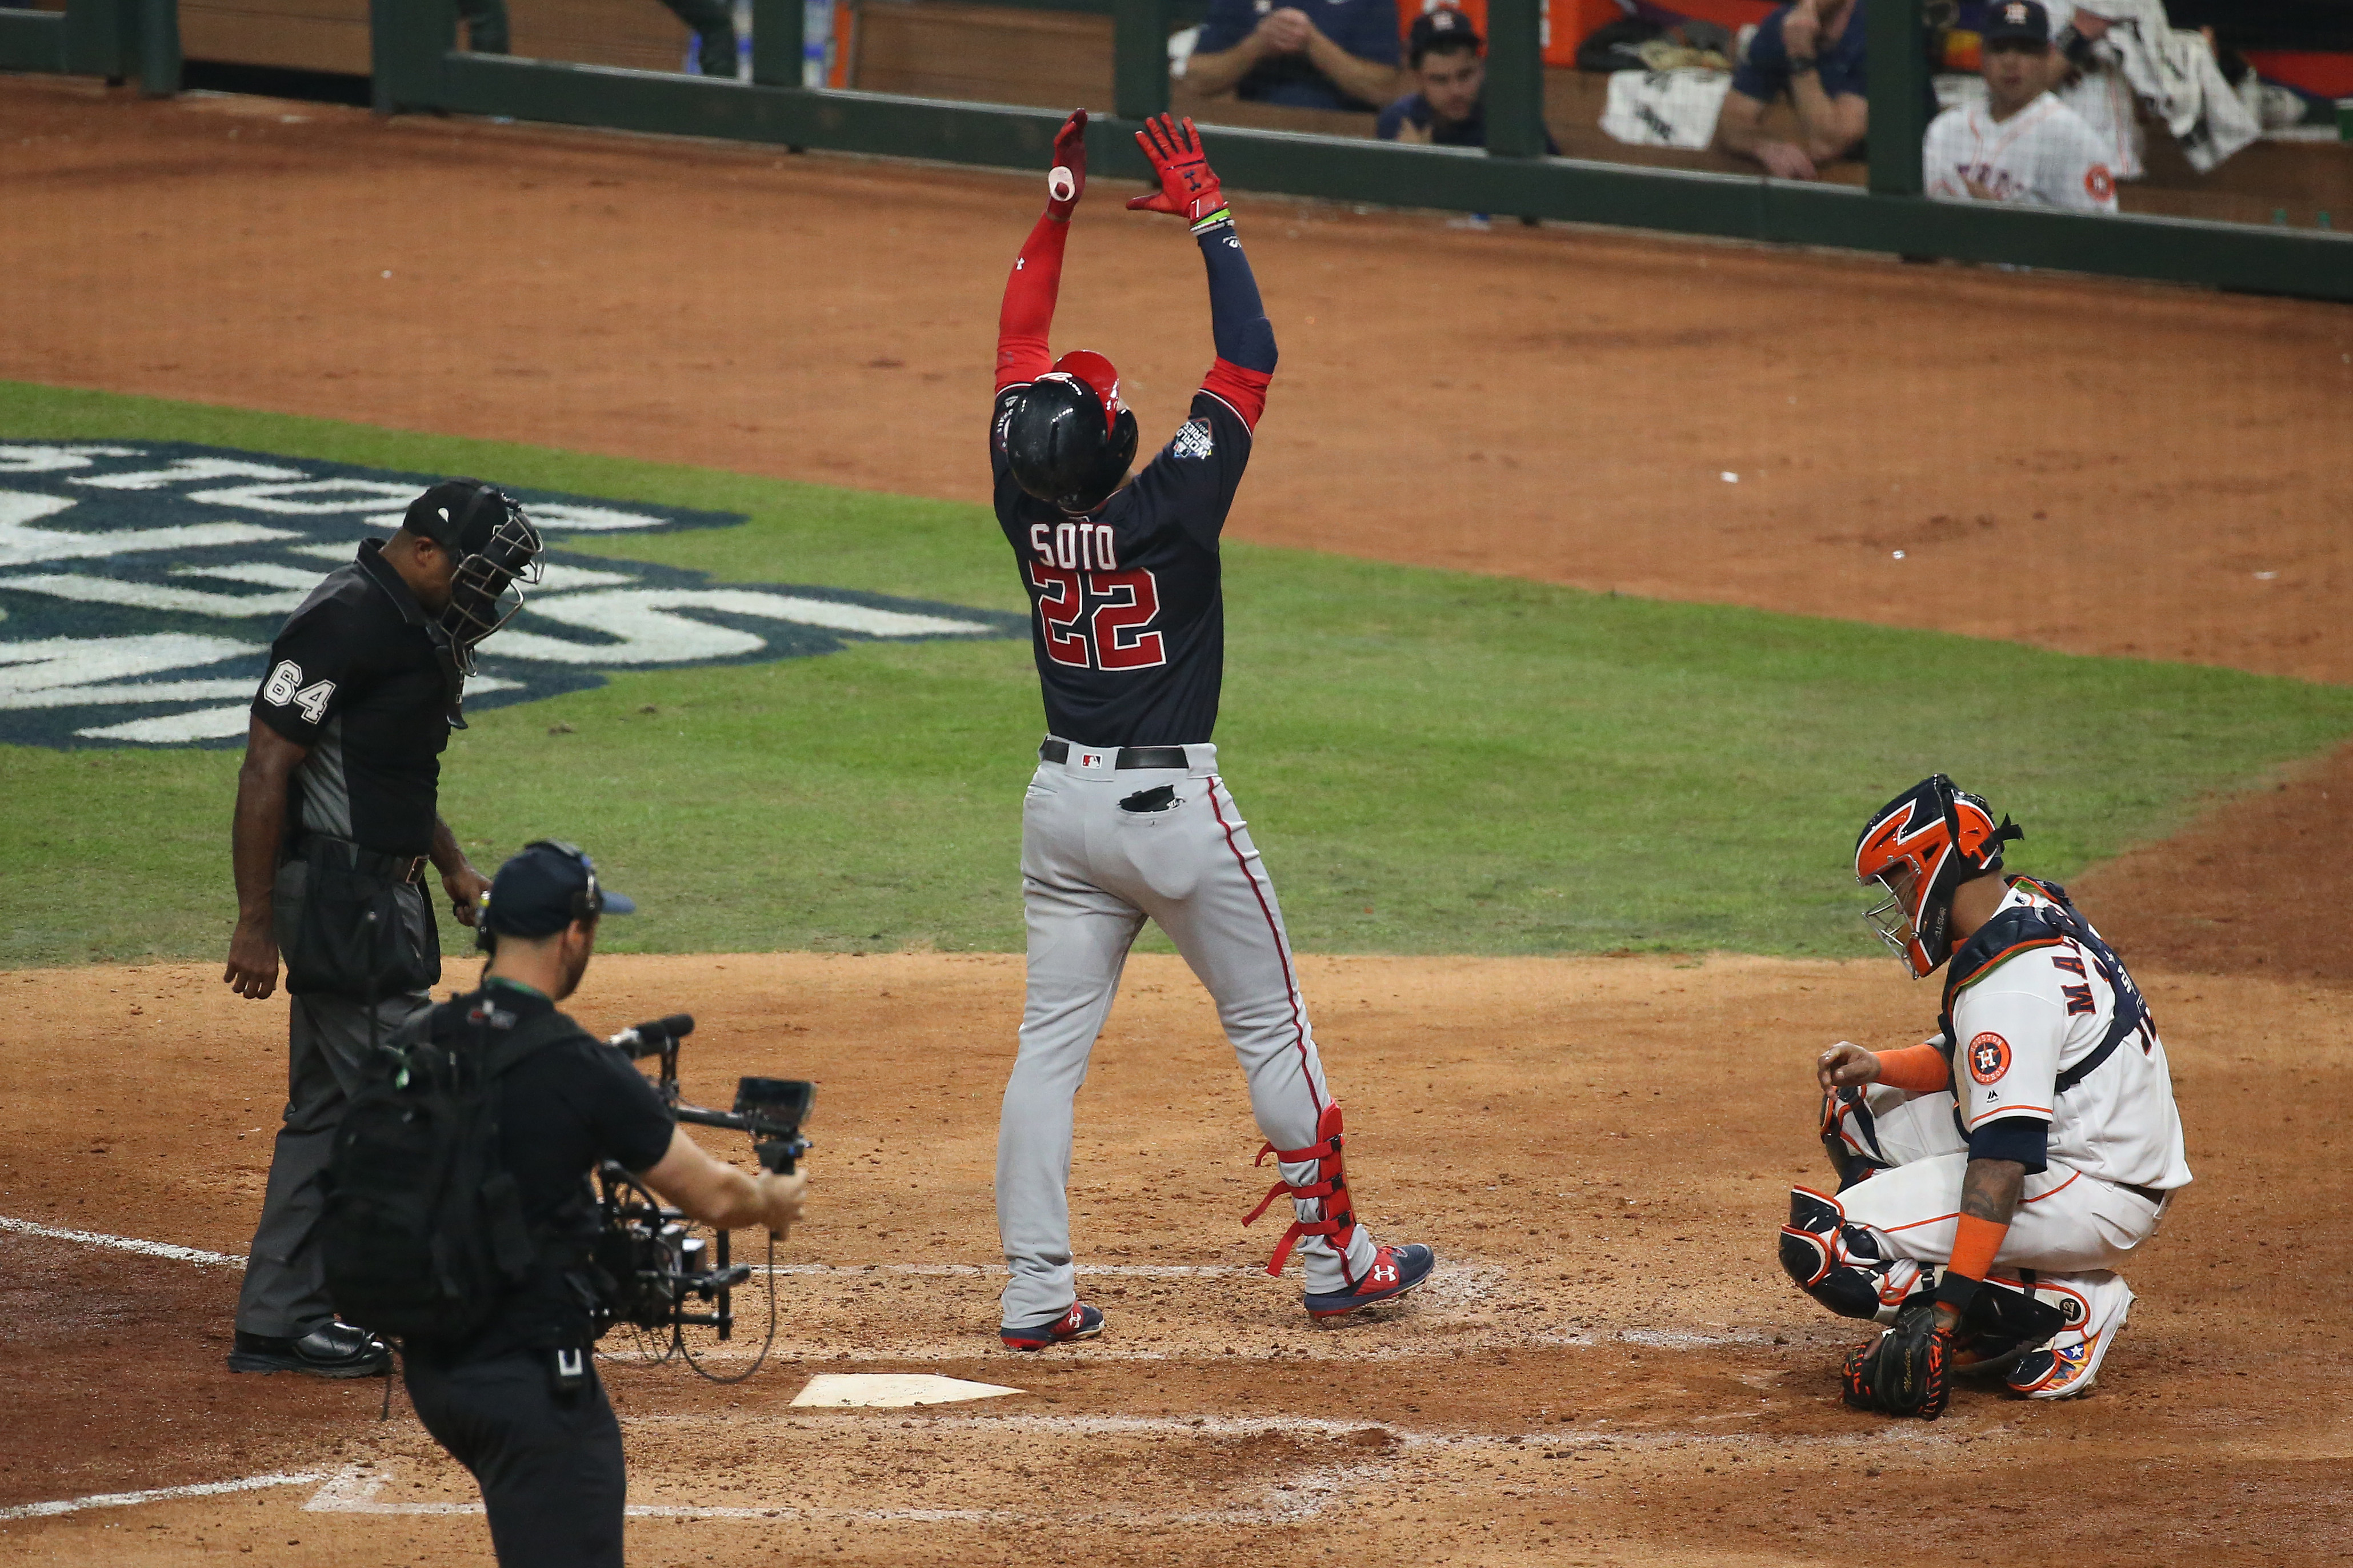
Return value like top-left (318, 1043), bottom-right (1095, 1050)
top-left (1779, 1188), bottom-right (1924, 1324)
top-left (1242, 1101), bottom-right (1359, 1281)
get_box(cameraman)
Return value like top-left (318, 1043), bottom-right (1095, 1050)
top-left (399, 840), bottom-right (807, 1568)
top-left (226, 479), bottom-right (542, 1379)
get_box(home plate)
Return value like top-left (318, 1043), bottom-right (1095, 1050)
top-left (789, 1374), bottom-right (1023, 1409)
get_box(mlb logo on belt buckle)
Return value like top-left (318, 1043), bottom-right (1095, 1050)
top-left (1079, 750), bottom-right (1106, 769)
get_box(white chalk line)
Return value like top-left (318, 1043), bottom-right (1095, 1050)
top-left (301, 1455), bottom-right (1382, 1526)
top-left (302, 1412), bottom-right (1980, 1529)
top-left (0, 1218), bottom-right (1787, 1362)
top-left (0, 1215), bottom-right (246, 1269)
top-left (1, 1413), bottom-right (1982, 1530)
top-left (0, 1220), bottom-right (1254, 1281)
top-left (0, 1470), bottom-right (326, 1522)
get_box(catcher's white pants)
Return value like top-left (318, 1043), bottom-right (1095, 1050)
top-left (995, 744), bottom-right (1378, 1328)
top-left (1832, 1086), bottom-right (2170, 1277)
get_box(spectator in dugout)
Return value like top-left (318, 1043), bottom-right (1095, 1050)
top-left (1376, 7), bottom-right (1562, 151)
top-left (1711, 0), bottom-right (1868, 179)
top-left (1186, 0), bottom-right (1402, 113)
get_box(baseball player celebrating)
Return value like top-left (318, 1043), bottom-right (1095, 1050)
top-left (1923, 2), bottom-right (2116, 212)
top-left (986, 110), bottom-right (1434, 1350)
top-left (1784, 775), bottom-right (2190, 1415)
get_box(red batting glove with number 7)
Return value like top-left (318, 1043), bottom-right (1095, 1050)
top-left (1126, 114), bottom-right (1227, 227)
top-left (1045, 107), bottom-right (1088, 220)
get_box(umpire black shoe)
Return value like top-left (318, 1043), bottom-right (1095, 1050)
top-left (227, 1322), bottom-right (391, 1378)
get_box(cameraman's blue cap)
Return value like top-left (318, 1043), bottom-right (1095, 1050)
top-left (483, 839), bottom-right (636, 938)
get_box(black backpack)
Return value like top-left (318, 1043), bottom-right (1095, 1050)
top-left (320, 1002), bottom-right (579, 1342)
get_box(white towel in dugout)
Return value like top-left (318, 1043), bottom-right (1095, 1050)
top-left (2068, 0), bottom-right (2257, 172)
top-left (1923, 91), bottom-right (2119, 211)
top-left (1600, 68), bottom-right (1734, 150)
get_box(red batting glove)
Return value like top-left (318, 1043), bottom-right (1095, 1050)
top-left (1126, 114), bottom-right (1227, 227)
top-left (1046, 107), bottom-right (1088, 221)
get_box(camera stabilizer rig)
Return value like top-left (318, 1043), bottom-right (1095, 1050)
top-left (597, 1013), bottom-right (813, 1383)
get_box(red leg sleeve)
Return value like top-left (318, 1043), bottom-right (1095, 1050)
top-left (995, 212), bottom-right (1070, 392)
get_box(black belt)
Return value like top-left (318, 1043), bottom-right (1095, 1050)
top-left (1038, 740), bottom-right (1191, 770)
top-left (293, 834), bottom-right (429, 885)
top-left (2118, 1181), bottom-right (2167, 1207)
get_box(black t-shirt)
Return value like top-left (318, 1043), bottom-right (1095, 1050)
top-left (253, 540), bottom-right (455, 857)
top-left (991, 386), bottom-right (1254, 748)
top-left (410, 981), bottom-right (678, 1362)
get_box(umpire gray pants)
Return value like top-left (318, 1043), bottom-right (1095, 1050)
top-left (997, 744), bottom-right (1379, 1326)
top-left (234, 876), bottom-right (432, 1338)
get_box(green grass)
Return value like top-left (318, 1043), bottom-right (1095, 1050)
top-left (6, 379), bottom-right (2350, 968)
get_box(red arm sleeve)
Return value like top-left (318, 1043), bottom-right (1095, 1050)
top-left (1200, 358), bottom-right (1271, 431)
top-left (995, 212), bottom-right (1070, 392)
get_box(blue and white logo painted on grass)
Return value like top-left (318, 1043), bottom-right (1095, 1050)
top-left (0, 442), bottom-right (1022, 749)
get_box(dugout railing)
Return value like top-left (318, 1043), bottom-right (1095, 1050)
top-left (7, 0), bottom-right (2351, 300)
top-left (0, 0), bottom-right (179, 94)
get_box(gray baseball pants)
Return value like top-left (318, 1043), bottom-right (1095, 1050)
top-left (996, 743), bottom-right (1379, 1328)
top-left (234, 874), bottom-right (433, 1338)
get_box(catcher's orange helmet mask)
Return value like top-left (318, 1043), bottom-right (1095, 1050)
top-left (1854, 775), bottom-right (2023, 978)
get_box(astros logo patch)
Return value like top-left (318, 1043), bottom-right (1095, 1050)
top-left (1968, 1032), bottom-right (2011, 1085)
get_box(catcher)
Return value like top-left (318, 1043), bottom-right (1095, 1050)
top-left (1784, 775), bottom-right (2190, 1417)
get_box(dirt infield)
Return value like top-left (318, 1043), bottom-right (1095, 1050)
top-left (2, 951), bottom-right (2346, 1565)
top-left (2, 76), bottom-right (2348, 1564)
top-left (3, 76), bottom-right (2348, 690)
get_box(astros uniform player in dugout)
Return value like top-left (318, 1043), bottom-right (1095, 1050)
top-left (1922, 1), bottom-right (2119, 212)
top-left (985, 111), bottom-right (1434, 1352)
top-left (220, 480), bottom-right (543, 1377)
top-left (1786, 776), bottom-right (2190, 1416)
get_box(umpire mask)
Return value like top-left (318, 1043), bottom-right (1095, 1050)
top-left (405, 480), bottom-right (546, 676)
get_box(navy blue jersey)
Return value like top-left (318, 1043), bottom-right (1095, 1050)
top-left (993, 386), bottom-right (1255, 747)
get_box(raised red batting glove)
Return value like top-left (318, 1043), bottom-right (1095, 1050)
top-left (1046, 107), bottom-right (1088, 221)
top-left (1126, 114), bottom-right (1227, 228)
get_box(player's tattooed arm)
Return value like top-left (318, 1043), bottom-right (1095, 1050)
top-left (1931, 1157), bottom-right (2026, 1330)
top-left (1959, 1157), bottom-right (2024, 1226)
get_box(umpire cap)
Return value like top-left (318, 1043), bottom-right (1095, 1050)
top-left (404, 479), bottom-right (525, 556)
top-left (1002, 351), bottom-right (1139, 513)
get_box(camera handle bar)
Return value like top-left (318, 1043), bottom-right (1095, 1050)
top-left (599, 1014), bottom-right (813, 1385)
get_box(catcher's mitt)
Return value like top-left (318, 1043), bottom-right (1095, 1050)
top-left (1841, 1299), bottom-right (1952, 1418)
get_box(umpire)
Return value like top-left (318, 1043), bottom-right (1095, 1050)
top-left (400, 840), bottom-right (808, 1567)
top-left (222, 479), bottom-right (542, 1377)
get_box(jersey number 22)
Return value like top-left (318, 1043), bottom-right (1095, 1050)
top-left (1029, 564), bottom-right (1166, 671)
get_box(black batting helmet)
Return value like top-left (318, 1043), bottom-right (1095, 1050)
top-left (1001, 350), bottom-right (1138, 514)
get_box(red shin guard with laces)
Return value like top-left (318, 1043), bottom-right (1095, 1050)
top-left (1240, 1101), bottom-right (1358, 1283)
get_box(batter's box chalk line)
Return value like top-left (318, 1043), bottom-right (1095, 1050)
top-left (0, 1214), bottom-right (245, 1269)
top-left (0, 1471), bottom-right (328, 1522)
top-left (301, 1437), bottom-right (1396, 1529)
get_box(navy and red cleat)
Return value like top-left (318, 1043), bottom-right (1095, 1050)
top-left (999, 1301), bottom-right (1105, 1351)
top-left (1304, 1243), bottom-right (1436, 1319)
